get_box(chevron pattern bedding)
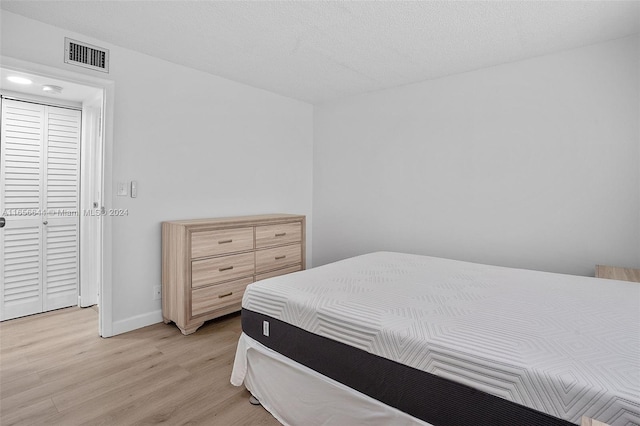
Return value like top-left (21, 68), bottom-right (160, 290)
top-left (241, 252), bottom-right (640, 425)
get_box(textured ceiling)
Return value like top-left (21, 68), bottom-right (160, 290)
top-left (1, 1), bottom-right (639, 104)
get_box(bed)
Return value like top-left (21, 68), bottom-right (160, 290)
top-left (231, 252), bottom-right (640, 426)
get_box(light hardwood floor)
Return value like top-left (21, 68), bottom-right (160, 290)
top-left (0, 307), bottom-right (280, 425)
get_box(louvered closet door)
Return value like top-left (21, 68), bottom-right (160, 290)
top-left (0, 99), bottom-right (80, 320)
top-left (0, 100), bottom-right (46, 320)
top-left (43, 107), bottom-right (80, 312)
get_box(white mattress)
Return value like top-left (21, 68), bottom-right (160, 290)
top-left (240, 252), bottom-right (640, 425)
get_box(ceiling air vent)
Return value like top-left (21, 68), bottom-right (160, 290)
top-left (64, 38), bottom-right (109, 73)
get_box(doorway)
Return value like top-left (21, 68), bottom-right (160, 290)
top-left (0, 62), bottom-right (111, 335)
top-left (0, 98), bottom-right (82, 320)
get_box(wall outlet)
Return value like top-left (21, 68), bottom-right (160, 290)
top-left (153, 285), bottom-right (161, 300)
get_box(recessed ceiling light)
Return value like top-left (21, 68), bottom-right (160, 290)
top-left (7, 76), bottom-right (33, 85)
top-left (42, 85), bottom-right (63, 94)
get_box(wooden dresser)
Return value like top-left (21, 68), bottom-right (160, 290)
top-left (162, 214), bottom-right (305, 335)
top-left (595, 265), bottom-right (640, 283)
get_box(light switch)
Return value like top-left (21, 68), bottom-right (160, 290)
top-left (117, 182), bottom-right (128, 196)
top-left (130, 181), bottom-right (137, 198)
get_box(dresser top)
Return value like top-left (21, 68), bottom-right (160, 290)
top-left (163, 213), bottom-right (305, 228)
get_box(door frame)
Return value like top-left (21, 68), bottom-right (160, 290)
top-left (1, 56), bottom-right (115, 337)
top-left (79, 96), bottom-right (102, 310)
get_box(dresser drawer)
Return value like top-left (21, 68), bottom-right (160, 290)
top-left (256, 264), bottom-right (302, 281)
top-left (191, 252), bottom-right (255, 288)
top-left (256, 244), bottom-right (301, 274)
top-left (191, 277), bottom-right (252, 317)
top-left (255, 222), bottom-right (301, 248)
top-left (191, 227), bottom-right (253, 259)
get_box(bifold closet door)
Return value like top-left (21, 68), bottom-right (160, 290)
top-left (0, 99), bottom-right (80, 321)
top-left (43, 107), bottom-right (81, 312)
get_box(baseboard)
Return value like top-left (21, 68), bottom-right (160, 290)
top-left (111, 309), bottom-right (163, 336)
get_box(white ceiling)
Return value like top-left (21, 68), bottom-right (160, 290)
top-left (1, 1), bottom-right (639, 104)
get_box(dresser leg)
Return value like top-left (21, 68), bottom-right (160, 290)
top-left (178, 322), bottom-right (204, 335)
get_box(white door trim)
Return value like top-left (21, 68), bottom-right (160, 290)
top-left (1, 55), bottom-right (115, 337)
top-left (79, 99), bottom-right (101, 308)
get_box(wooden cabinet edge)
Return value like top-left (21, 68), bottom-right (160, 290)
top-left (168, 214), bottom-right (305, 229)
top-left (161, 222), bottom-right (180, 325)
top-left (581, 416), bottom-right (610, 426)
top-left (595, 264), bottom-right (640, 283)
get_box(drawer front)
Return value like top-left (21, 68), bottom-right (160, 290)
top-left (191, 227), bottom-right (254, 259)
top-left (256, 244), bottom-right (301, 274)
top-left (255, 222), bottom-right (301, 248)
top-left (191, 277), bottom-right (252, 317)
top-left (256, 264), bottom-right (302, 282)
top-left (191, 252), bottom-right (255, 288)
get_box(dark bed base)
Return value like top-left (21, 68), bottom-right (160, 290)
top-left (242, 308), bottom-right (574, 426)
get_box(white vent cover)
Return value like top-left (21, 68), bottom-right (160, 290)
top-left (64, 38), bottom-right (109, 73)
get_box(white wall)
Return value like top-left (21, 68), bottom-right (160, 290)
top-left (313, 36), bottom-right (640, 276)
top-left (1, 11), bottom-right (313, 334)
top-left (2, 10), bottom-right (638, 334)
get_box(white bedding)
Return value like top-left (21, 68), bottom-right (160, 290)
top-left (232, 332), bottom-right (432, 426)
top-left (237, 252), bottom-right (640, 425)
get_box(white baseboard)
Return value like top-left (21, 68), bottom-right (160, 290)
top-left (111, 309), bottom-right (163, 336)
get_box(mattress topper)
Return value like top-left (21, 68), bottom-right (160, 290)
top-left (242, 252), bottom-right (640, 425)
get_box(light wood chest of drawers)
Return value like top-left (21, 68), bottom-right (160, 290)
top-left (162, 214), bottom-right (305, 335)
top-left (595, 265), bottom-right (640, 283)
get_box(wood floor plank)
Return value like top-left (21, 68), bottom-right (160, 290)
top-left (36, 341), bottom-right (160, 384)
top-left (0, 355), bottom-right (38, 384)
top-left (46, 364), bottom-right (192, 424)
top-left (0, 307), bottom-right (280, 425)
top-left (50, 349), bottom-right (169, 412)
top-left (0, 372), bottom-right (42, 401)
top-left (0, 397), bottom-right (58, 426)
top-left (93, 352), bottom-right (246, 425)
